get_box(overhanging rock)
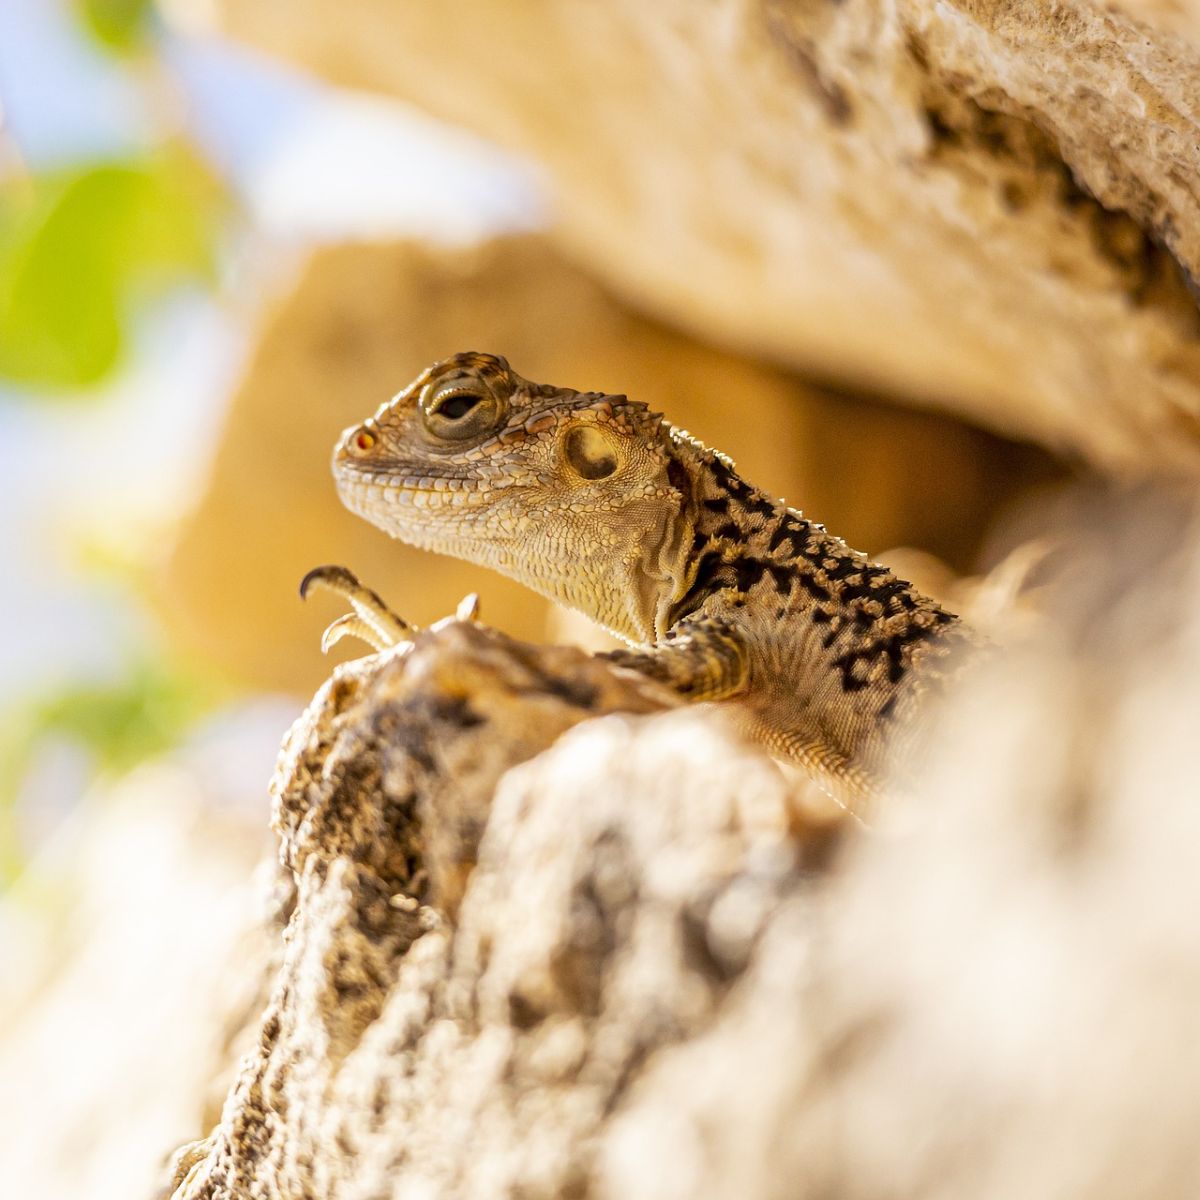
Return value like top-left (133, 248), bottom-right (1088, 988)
top-left (203, 0), bottom-right (1200, 470)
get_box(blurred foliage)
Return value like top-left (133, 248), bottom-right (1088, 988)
top-left (0, 654), bottom-right (227, 882)
top-left (0, 2), bottom-right (238, 884)
top-left (0, 147), bottom-right (223, 390)
top-left (76, 0), bottom-right (156, 52)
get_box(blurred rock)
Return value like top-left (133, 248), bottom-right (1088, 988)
top-left (157, 234), bottom-right (1051, 695)
top-left (0, 748), bottom-right (276, 1200)
top-left (202, 0), bottom-right (1200, 470)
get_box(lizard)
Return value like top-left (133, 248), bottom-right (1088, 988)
top-left (303, 351), bottom-right (978, 808)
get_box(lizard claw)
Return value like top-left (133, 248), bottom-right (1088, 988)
top-left (455, 592), bottom-right (482, 623)
top-left (300, 564), bottom-right (415, 653)
top-left (960, 537), bottom-right (1056, 630)
top-left (319, 612), bottom-right (390, 654)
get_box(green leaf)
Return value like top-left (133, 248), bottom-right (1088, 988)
top-left (76, 0), bottom-right (156, 53)
top-left (0, 151), bottom-right (222, 391)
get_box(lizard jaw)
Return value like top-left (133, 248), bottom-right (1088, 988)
top-left (333, 469), bottom-right (531, 567)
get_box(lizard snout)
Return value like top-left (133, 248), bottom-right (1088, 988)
top-left (337, 422), bottom-right (381, 463)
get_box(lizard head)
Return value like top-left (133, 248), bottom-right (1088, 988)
top-left (333, 352), bottom-right (695, 642)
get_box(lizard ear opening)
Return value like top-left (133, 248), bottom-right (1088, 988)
top-left (564, 424), bottom-right (619, 480)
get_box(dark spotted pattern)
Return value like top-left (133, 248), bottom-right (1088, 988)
top-left (670, 438), bottom-right (963, 700)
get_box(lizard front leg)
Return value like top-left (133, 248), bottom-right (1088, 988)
top-left (600, 617), bottom-right (749, 702)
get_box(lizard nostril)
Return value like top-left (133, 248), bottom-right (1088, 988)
top-left (350, 427), bottom-right (377, 455)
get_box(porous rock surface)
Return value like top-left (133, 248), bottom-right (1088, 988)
top-left (166, 618), bottom-right (831, 1197)
top-left (205, 0), bottom-right (1200, 469)
top-left (167, 494), bottom-right (1200, 1198)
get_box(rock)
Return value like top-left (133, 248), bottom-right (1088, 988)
top-left (0, 755), bottom-right (276, 1200)
top-left (167, 617), bottom-right (835, 1197)
top-left (199, 0), bottom-right (1200, 470)
top-left (157, 235), bottom-right (1047, 695)
top-left (167, 489), bottom-right (1200, 1199)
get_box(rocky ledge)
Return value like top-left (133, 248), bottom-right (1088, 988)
top-left (167, 494), bottom-right (1200, 1199)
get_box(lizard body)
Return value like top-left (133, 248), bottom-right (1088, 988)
top-left (327, 352), bottom-right (976, 806)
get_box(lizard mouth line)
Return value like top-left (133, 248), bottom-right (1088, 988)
top-left (335, 475), bottom-right (491, 513)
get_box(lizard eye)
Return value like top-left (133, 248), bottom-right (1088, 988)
top-left (420, 379), bottom-right (503, 442)
top-left (434, 393), bottom-right (480, 420)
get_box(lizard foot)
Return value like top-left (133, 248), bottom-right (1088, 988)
top-left (299, 566), bottom-right (484, 654)
top-left (299, 564), bottom-right (415, 653)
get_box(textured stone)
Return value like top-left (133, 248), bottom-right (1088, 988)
top-left (202, 0), bottom-right (1200, 469)
top-left (167, 617), bottom-right (827, 1197)
top-left (167, 490), bottom-right (1200, 1200)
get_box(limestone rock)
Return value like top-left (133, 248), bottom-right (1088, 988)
top-left (167, 490), bottom-right (1200, 1199)
top-left (202, 0), bottom-right (1200, 469)
top-left (167, 617), bottom-right (833, 1197)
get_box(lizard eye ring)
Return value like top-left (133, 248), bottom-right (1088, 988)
top-left (420, 377), bottom-right (504, 442)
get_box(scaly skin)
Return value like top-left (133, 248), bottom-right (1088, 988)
top-left (325, 351), bottom-right (977, 806)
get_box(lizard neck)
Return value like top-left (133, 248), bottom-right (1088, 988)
top-left (664, 427), bottom-right (809, 625)
top-left (663, 426), bottom-right (964, 697)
